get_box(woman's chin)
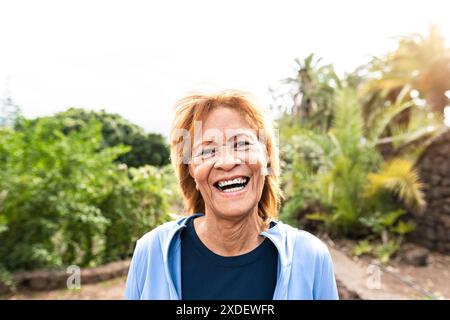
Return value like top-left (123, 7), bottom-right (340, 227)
top-left (209, 184), bottom-right (259, 218)
top-left (212, 204), bottom-right (256, 219)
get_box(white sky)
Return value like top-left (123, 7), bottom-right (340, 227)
top-left (1, 0), bottom-right (450, 138)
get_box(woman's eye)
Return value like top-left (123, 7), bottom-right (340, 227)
top-left (235, 141), bottom-right (250, 150)
top-left (201, 148), bottom-right (215, 158)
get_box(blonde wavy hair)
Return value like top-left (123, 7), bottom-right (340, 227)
top-left (170, 89), bottom-right (282, 222)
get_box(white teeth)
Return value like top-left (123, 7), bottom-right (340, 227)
top-left (222, 185), bottom-right (245, 193)
top-left (217, 177), bottom-right (247, 187)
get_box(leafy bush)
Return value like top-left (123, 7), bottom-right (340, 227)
top-left (0, 117), bottom-right (171, 273)
top-left (354, 209), bottom-right (416, 263)
top-left (99, 165), bottom-right (170, 263)
top-left (279, 140), bottom-right (328, 227)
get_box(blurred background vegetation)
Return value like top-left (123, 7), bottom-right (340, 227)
top-left (276, 24), bottom-right (449, 263)
top-left (0, 107), bottom-right (176, 287)
top-left (0, 24), bottom-right (449, 288)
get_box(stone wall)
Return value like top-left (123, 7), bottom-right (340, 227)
top-left (0, 259), bottom-right (130, 295)
top-left (411, 128), bottom-right (450, 253)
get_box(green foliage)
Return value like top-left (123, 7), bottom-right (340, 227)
top-left (279, 130), bottom-right (332, 227)
top-left (21, 108), bottom-right (170, 168)
top-left (99, 165), bottom-right (170, 263)
top-left (352, 240), bottom-right (373, 256)
top-left (279, 155), bottom-right (323, 226)
top-left (0, 117), bottom-right (171, 273)
top-left (375, 240), bottom-right (402, 264)
top-left (318, 89), bottom-right (379, 234)
top-left (279, 85), bottom-right (425, 262)
top-left (357, 209), bottom-right (416, 263)
top-left (353, 237), bottom-right (403, 265)
top-left (365, 159), bottom-right (425, 212)
top-left (392, 220), bottom-right (416, 235)
top-left (0, 264), bottom-right (15, 292)
top-left (159, 164), bottom-right (185, 214)
top-left (360, 210), bottom-right (406, 234)
top-left (282, 88), bottom-right (383, 235)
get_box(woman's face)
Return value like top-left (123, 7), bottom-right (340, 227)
top-left (189, 107), bottom-right (268, 220)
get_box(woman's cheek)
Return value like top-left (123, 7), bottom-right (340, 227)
top-left (247, 152), bottom-right (268, 176)
top-left (192, 162), bottom-right (213, 192)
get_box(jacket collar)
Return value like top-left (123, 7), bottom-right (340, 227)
top-left (164, 213), bottom-right (294, 268)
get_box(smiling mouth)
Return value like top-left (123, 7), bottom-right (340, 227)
top-left (213, 176), bottom-right (250, 193)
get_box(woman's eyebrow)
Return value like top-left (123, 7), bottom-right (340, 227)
top-left (192, 139), bottom-right (215, 151)
top-left (227, 132), bottom-right (256, 141)
top-left (192, 133), bottom-right (255, 150)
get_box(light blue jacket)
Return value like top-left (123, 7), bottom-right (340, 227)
top-left (124, 213), bottom-right (339, 300)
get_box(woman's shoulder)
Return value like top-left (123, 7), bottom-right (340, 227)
top-left (136, 219), bottom-right (181, 248)
top-left (134, 214), bottom-right (196, 251)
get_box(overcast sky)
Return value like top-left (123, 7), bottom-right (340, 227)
top-left (1, 0), bottom-right (449, 138)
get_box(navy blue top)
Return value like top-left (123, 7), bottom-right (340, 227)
top-left (180, 217), bottom-right (278, 300)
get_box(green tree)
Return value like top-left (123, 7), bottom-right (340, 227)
top-left (274, 53), bottom-right (341, 132)
top-left (22, 108), bottom-right (170, 168)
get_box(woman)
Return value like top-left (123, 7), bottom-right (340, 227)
top-left (124, 90), bottom-right (339, 300)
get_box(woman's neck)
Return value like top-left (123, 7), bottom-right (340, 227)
top-left (193, 209), bottom-right (265, 257)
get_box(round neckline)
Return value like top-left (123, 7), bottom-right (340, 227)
top-left (184, 217), bottom-right (272, 268)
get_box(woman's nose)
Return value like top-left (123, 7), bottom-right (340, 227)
top-left (213, 148), bottom-right (241, 170)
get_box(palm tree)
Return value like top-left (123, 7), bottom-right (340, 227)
top-left (278, 53), bottom-right (341, 132)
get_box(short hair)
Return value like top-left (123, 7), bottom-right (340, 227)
top-left (170, 89), bottom-right (282, 222)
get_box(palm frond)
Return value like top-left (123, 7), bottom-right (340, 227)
top-left (369, 100), bottom-right (415, 143)
top-left (331, 87), bottom-right (366, 161)
top-left (365, 158), bottom-right (426, 212)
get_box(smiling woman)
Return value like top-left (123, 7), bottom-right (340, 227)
top-left (124, 90), bottom-right (339, 300)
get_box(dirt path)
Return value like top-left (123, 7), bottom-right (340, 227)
top-left (3, 276), bottom-right (126, 300)
top-left (328, 237), bottom-right (450, 299)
